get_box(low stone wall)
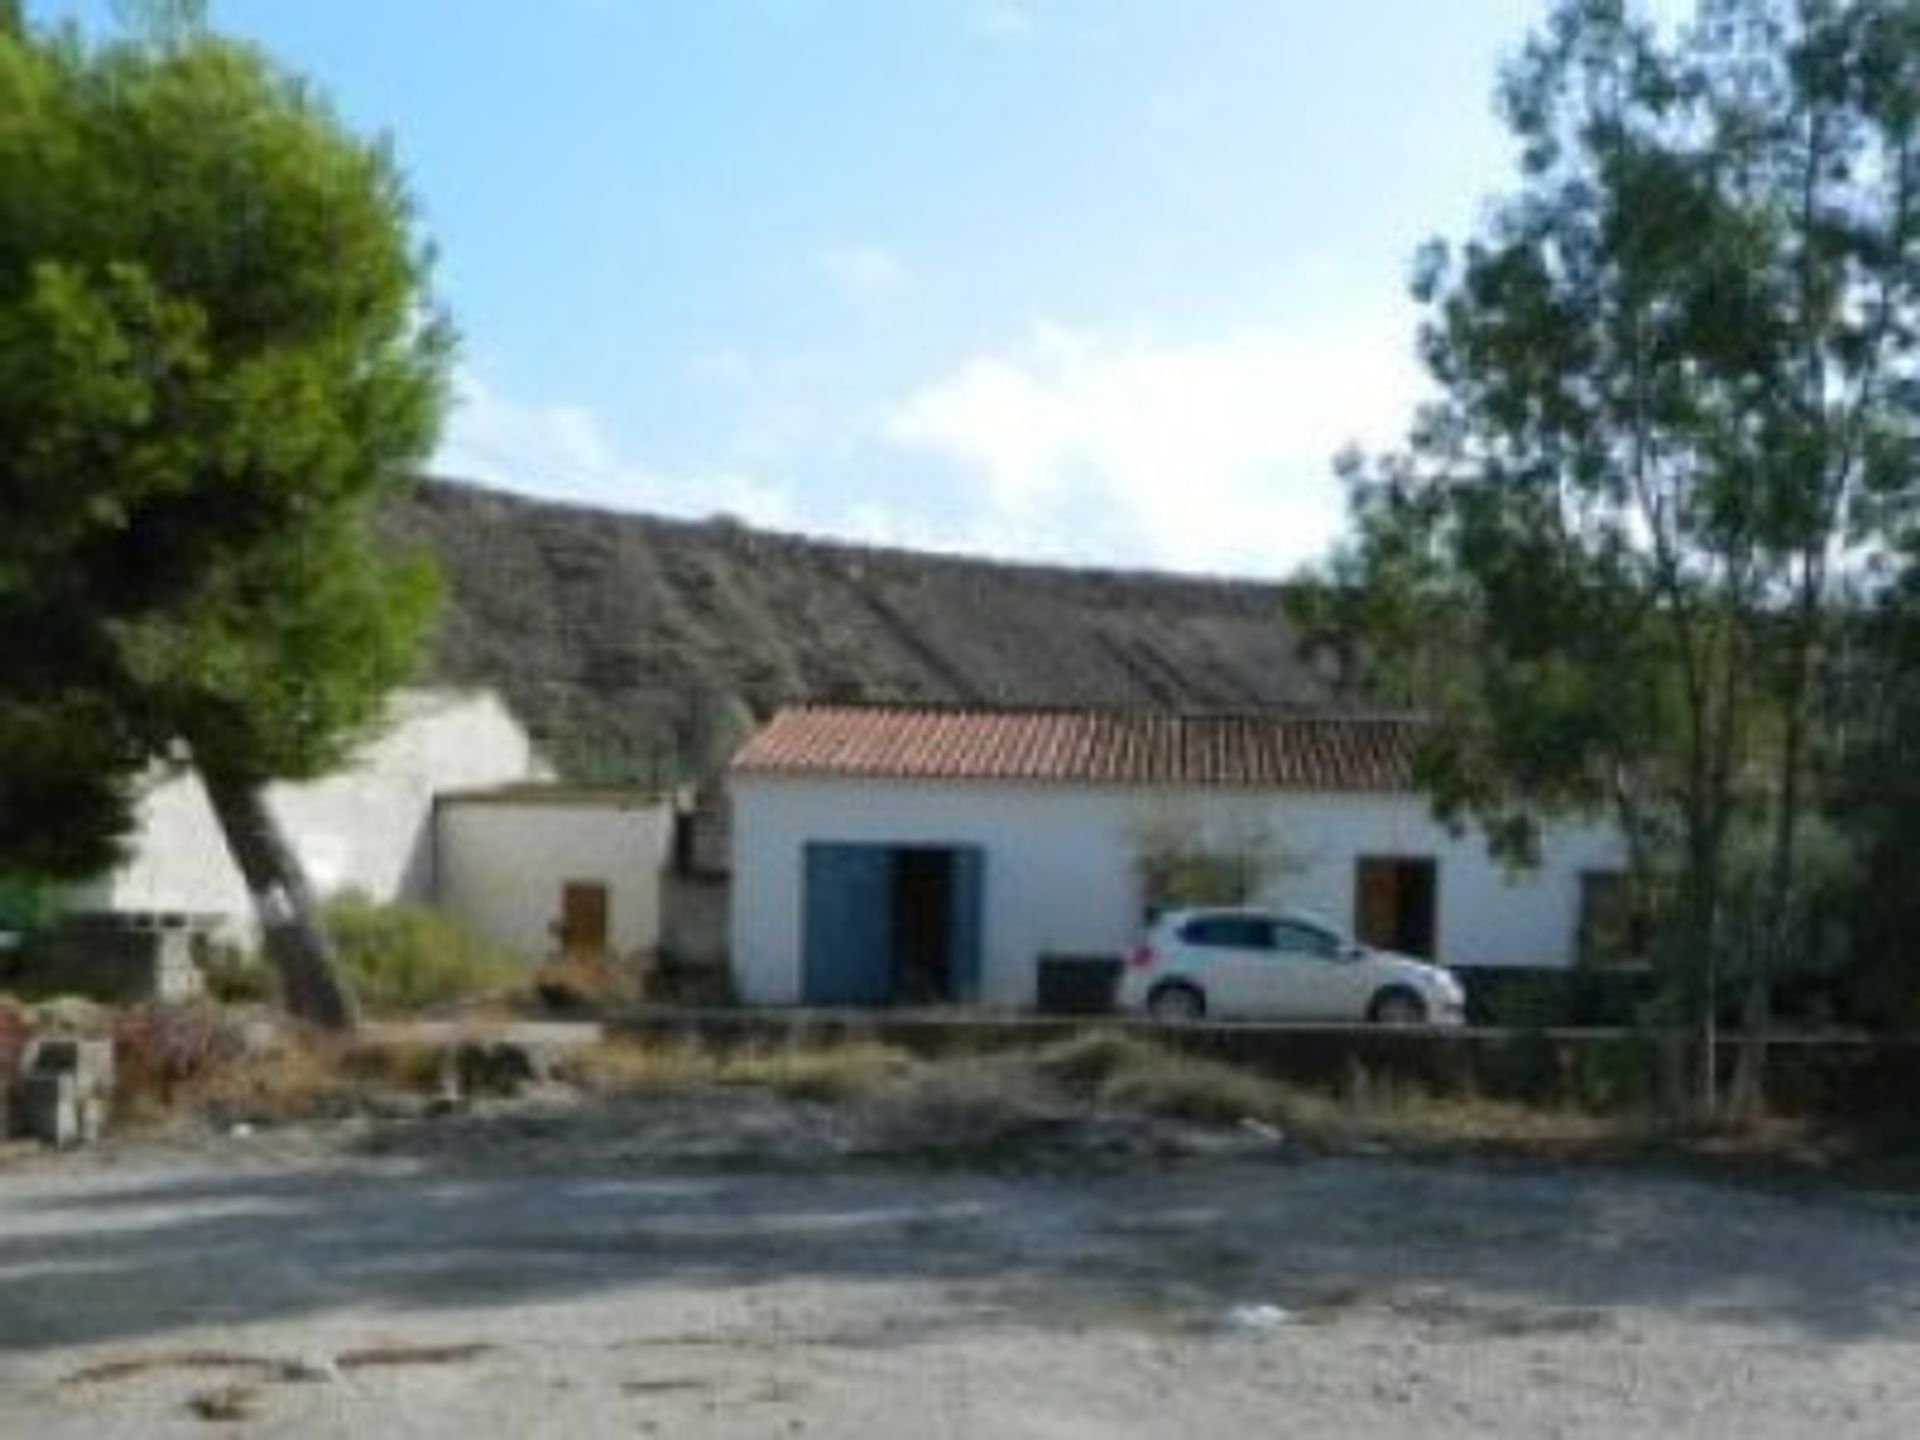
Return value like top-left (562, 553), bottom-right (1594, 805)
top-left (2, 916), bottom-right (210, 1005)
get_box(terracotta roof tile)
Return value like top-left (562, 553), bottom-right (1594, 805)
top-left (730, 705), bottom-right (1425, 792)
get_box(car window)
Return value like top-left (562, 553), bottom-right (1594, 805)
top-left (1271, 920), bottom-right (1343, 958)
top-left (1178, 915), bottom-right (1274, 949)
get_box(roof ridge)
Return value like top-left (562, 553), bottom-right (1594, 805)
top-left (777, 700), bottom-right (1430, 724)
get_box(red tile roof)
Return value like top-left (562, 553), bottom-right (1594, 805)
top-left (730, 705), bottom-right (1425, 792)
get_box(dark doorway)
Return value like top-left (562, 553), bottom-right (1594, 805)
top-left (802, 843), bottom-right (985, 1006)
top-left (893, 848), bottom-right (955, 1003)
top-left (1354, 856), bottom-right (1438, 958)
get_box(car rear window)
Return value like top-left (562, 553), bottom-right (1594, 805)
top-left (1177, 915), bottom-right (1273, 949)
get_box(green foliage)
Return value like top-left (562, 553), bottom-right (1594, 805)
top-left (1833, 580), bottom-right (1920, 1030)
top-left (1570, 1030), bottom-right (1665, 1114)
top-left (1479, 1026), bottom-right (1561, 1101)
top-left (0, 872), bottom-right (53, 932)
top-left (198, 943), bottom-right (278, 1005)
top-left (0, 695), bottom-right (146, 878)
top-left (323, 896), bottom-right (520, 1015)
top-left (1130, 807), bottom-right (1299, 913)
top-left (0, 9), bottom-right (452, 881)
top-left (1482, 972), bottom-right (1569, 1030)
top-left (1296, 0), bottom-right (1920, 1053)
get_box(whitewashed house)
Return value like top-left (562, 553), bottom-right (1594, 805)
top-left (433, 785), bottom-right (676, 963)
top-left (73, 688), bottom-right (679, 969)
top-left (728, 705), bottom-right (1626, 1008)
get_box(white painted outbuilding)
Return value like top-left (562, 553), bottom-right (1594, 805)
top-left (433, 786), bottom-right (676, 964)
top-left (76, 689), bottom-right (543, 928)
top-left (73, 688), bottom-right (680, 969)
top-left (729, 706), bottom-right (1626, 1009)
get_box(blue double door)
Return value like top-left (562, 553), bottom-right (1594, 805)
top-left (802, 843), bottom-right (986, 1006)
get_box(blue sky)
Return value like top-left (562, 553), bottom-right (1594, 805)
top-left (36, 1), bottom-right (1578, 576)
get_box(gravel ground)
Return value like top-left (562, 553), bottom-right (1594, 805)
top-left (4, 1098), bottom-right (1920, 1438)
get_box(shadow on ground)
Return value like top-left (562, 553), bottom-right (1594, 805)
top-left (3, 1090), bottom-right (1919, 1358)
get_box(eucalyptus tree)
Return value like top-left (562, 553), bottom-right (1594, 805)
top-left (1297, 0), bottom-right (1920, 1106)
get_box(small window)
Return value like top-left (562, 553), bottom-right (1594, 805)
top-left (1272, 920), bottom-right (1342, 959)
top-left (1578, 870), bottom-right (1650, 967)
top-left (1179, 914), bottom-right (1274, 949)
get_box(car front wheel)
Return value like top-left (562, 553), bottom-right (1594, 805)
top-left (1147, 983), bottom-right (1206, 1023)
top-left (1368, 988), bottom-right (1427, 1025)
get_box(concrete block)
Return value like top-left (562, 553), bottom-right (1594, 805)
top-left (15, 1073), bottom-right (79, 1148)
top-left (76, 1094), bottom-right (107, 1145)
top-left (25, 1037), bottom-right (115, 1096)
top-left (14, 1037), bottom-right (113, 1146)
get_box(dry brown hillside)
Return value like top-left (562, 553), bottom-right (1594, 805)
top-left (384, 479), bottom-right (1337, 781)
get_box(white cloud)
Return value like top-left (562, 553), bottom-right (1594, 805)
top-left (813, 243), bottom-right (913, 304)
top-left (972, 0), bottom-right (1037, 42)
top-left (882, 318), bottom-right (1424, 576)
top-left (436, 369), bottom-right (795, 529)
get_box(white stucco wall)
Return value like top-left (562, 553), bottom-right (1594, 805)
top-left (729, 775), bottom-right (1624, 1007)
top-left (81, 689), bottom-right (542, 927)
top-left (433, 797), bottom-right (674, 963)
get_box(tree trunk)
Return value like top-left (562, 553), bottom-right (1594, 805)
top-left (1733, 601), bottom-right (1818, 1118)
top-left (201, 768), bottom-right (360, 1032)
top-left (1677, 794), bottom-right (1731, 1120)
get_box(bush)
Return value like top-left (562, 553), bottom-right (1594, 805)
top-left (323, 896), bottom-right (522, 1015)
top-left (1037, 1029), bottom-right (1314, 1128)
top-left (0, 875), bottom-right (55, 935)
top-left (199, 944), bottom-right (278, 1005)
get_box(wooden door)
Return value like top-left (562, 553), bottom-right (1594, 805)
top-left (559, 881), bottom-right (610, 958)
top-left (1354, 858), bottom-right (1401, 951)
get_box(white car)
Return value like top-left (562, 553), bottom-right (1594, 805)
top-left (1119, 906), bottom-right (1467, 1025)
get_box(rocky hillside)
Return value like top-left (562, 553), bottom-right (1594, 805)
top-left (383, 479), bottom-right (1337, 781)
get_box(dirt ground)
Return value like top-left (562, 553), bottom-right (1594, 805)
top-left (4, 1093), bottom-right (1920, 1439)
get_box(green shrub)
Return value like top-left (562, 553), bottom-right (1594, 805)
top-left (0, 874), bottom-right (55, 935)
top-left (323, 896), bottom-right (522, 1015)
top-left (199, 944), bottom-right (278, 1005)
top-left (1570, 1030), bottom-right (1663, 1113)
top-left (1478, 1027), bottom-right (1560, 1101)
top-left (1483, 972), bottom-right (1570, 1029)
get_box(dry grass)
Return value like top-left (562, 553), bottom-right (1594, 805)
top-left (719, 1040), bottom-right (918, 1101)
top-left (182, 1041), bottom-right (370, 1123)
top-left (1035, 1030), bottom-right (1310, 1127)
top-left (1028, 1029), bottom-right (1620, 1150)
top-left (113, 1017), bottom-right (476, 1130)
top-left (336, 1037), bottom-right (452, 1094)
top-left (560, 1036), bottom-right (917, 1102)
top-left (92, 1010), bottom-right (1804, 1170)
top-left (554, 1028), bottom-right (1628, 1152)
top-left (558, 1036), bottom-right (726, 1093)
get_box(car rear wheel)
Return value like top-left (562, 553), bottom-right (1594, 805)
top-left (1368, 988), bottom-right (1427, 1025)
top-left (1147, 983), bottom-right (1206, 1023)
